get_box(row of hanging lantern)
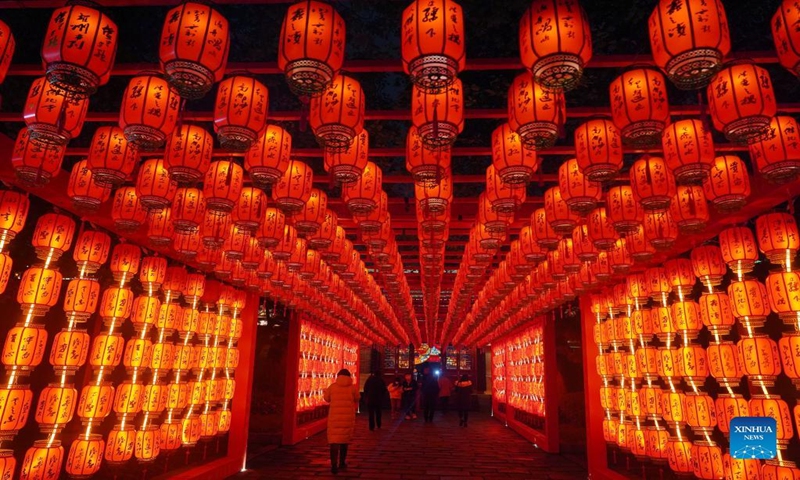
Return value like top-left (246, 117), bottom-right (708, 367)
top-left (296, 321), bottom-right (359, 412)
top-left (491, 323), bottom-right (546, 419)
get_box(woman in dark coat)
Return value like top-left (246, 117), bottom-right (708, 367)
top-left (453, 374), bottom-right (473, 427)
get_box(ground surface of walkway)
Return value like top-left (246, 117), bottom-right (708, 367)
top-left (233, 410), bottom-right (587, 479)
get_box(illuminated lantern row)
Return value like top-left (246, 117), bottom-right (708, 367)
top-left (401, 0), bottom-right (465, 92)
top-left (278, 0), bottom-right (345, 96)
top-left (519, 0), bottom-right (592, 91)
top-left (159, 1), bottom-right (230, 99)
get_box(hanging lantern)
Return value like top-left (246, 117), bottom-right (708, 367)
top-left (110, 187), bottom-right (146, 232)
top-left (73, 229), bottom-right (110, 276)
top-left (147, 209), bottom-right (174, 247)
top-left (626, 224), bottom-right (655, 262)
top-left (278, 0), bottom-right (345, 96)
top-left (574, 119), bottom-right (623, 183)
top-left (119, 74), bottom-right (180, 150)
top-left (756, 212), bottom-right (799, 266)
top-left (643, 210), bottom-right (678, 251)
top-left (24, 77), bottom-right (88, 147)
top-left (699, 292), bottom-right (735, 335)
top-left (0, 190), bottom-right (29, 248)
top-left (295, 188), bottom-right (328, 237)
top-left (87, 126), bottom-right (137, 187)
top-left (762, 460), bottom-right (800, 480)
top-left (171, 187), bottom-right (205, 234)
top-left (214, 75), bottom-right (268, 151)
top-left (10, 128), bottom-right (65, 187)
top-left (587, 207), bottom-right (618, 251)
top-left (2, 323), bottom-right (47, 369)
top-left (749, 395), bottom-right (793, 446)
top-left (35, 384), bottom-right (78, 432)
top-left (416, 168), bottom-right (453, 216)
top-left (707, 63), bottom-right (776, 144)
top-left (411, 79), bottom-right (464, 150)
top-left (343, 162), bottom-right (382, 216)
top-left (257, 207), bottom-right (287, 249)
top-left (159, 1), bottom-right (229, 99)
top-left (174, 231), bottom-right (201, 260)
top-left (165, 125), bottom-right (214, 185)
top-left (485, 165), bottom-right (524, 215)
top-left (310, 74), bottom-right (365, 152)
top-left (779, 333), bottom-right (800, 387)
top-left (543, 186), bottom-right (578, 236)
top-left (245, 127), bottom-right (292, 190)
top-left (558, 158), bottom-right (601, 216)
top-left (491, 123), bottom-right (537, 185)
top-left (606, 186), bottom-right (644, 235)
top-left (32, 213), bottom-right (76, 262)
top-left (729, 279), bottom-right (770, 328)
top-left (203, 160), bottom-right (244, 213)
top-left (703, 155), bottom-right (751, 213)
top-left (609, 68), bottom-right (670, 146)
top-left (76, 382), bottom-right (114, 422)
top-left (691, 245), bottom-right (726, 287)
top-left (68, 160), bottom-right (111, 214)
top-left (272, 160), bottom-right (314, 215)
top-left (20, 440), bottom-right (64, 480)
top-left (135, 158), bottom-right (177, 212)
top-left (109, 243), bottom-right (141, 283)
top-left (749, 115), bottom-right (800, 184)
top-left (507, 71), bottom-right (564, 149)
top-left (719, 226), bottom-right (758, 275)
top-left (0, 20), bottom-right (14, 86)
top-left (0, 253), bottom-right (10, 296)
top-left (662, 119), bottom-right (715, 185)
top-left (766, 272), bottom-right (800, 326)
top-left (0, 384), bottom-right (33, 438)
top-left (401, 0), bottom-right (465, 92)
top-left (477, 193), bottom-right (511, 235)
top-left (629, 156), bottom-right (676, 212)
top-left (320, 131), bottom-right (369, 187)
top-left (608, 238), bottom-right (633, 275)
top-left (272, 225), bottom-right (298, 262)
top-left (571, 224), bottom-right (598, 262)
top-left (358, 191), bottom-right (388, 234)
top-left (775, 0), bottom-right (800, 77)
top-left (648, 0), bottom-right (730, 89)
top-left (519, 0), bottom-right (592, 91)
top-left (231, 187), bottom-right (267, 234)
top-left (519, 225), bottom-right (547, 264)
top-left (530, 208), bottom-right (558, 251)
top-left (42, 2), bottom-right (117, 97)
top-left (670, 185), bottom-right (709, 234)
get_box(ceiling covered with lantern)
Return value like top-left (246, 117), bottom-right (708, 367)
top-left (0, 0), bottom-right (799, 347)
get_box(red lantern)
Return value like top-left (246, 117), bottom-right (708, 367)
top-left (708, 63), bottom-right (776, 144)
top-left (728, 279), bottom-right (770, 327)
top-left (766, 272), bottom-right (800, 326)
top-left (519, 0), bottom-right (592, 91)
top-left (245, 125), bottom-right (292, 188)
top-left (606, 186), bottom-right (644, 235)
top-left (662, 119), bottom-right (715, 185)
top-left (67, 160), bottom-right (111, 214)
top-left (609, 68), bottom-right (670, 146)
top-left (214, 75), bottom-right (268, 151)
top-left (0, 20), bottom-right (14, 86)
top-left (147, 209), bottom-right (174, 247)
top-left (328, 129), bottom-right (369, 185)
top-left (343, 162), bottom-right (382, 216)
top-left (135, 158), bottom-right (177, 211)
top-left (412, 79), bottom-right (464, 149)
top-left (159, 1), bottom-right (229, 99)
top-left (507, 71), bottom-right (564, 149)
top-left (670, 185), bottom-right (709, 234)
top-left (310, 74), bottom-right (365, 152)
top-left (779, 333), bottom-right (800, 387)
top-left (278, 0), bottom-right (345, 96)
top-left (558, 158), bottom-right (601, 216)
top-left (643, 210), bottom-right (678, 251)
top-left (359, 191), bottom-right (388, 234)
top-left (273, 160), bottom-right (314, 215)
top-left (416, 168), bottom-right (453, 216)
top-left (491, 123), bottom-right (537, 185)
top-left (699, 293), bottom-right (735, 335)
top-left (73, 229), bottom-right (111, 276)
top-left (24, 77), bottom-right (88, 146)
top-left (629, 156), bottom-right (676, 212)
top-left (749, 395), bottom-right (794, 446)
top-left (719, 226), bottom-right (758, 275)
top-left (10, 128), bottom-right (65, 187)
top-left (756, 212), bottom-right (799, 266)
top-left (572, 224), bottom-right (598, 262)
top-left (232, 187), bottom-right (267, 234)
top-left (762, 460), bottom-right (800, 480)
top-left (32, 213), bottom-right (75, 262)
top-left (749, 115), bottom-right (800, 185)
top-left (203, 160), bottom-right (244, 213)
top-left (165, 125), bottom-right (213, 185)
top-left (119, 74), bottom-right (180, 150)
top-left (574, 119), bottom-right (623, 183)
top-left (703, 155), bottom-right (751, 213)
top-left (20, 440), bottom-right (64, 480)
top-left (257, 207), bottom-right (287, 249)
top-left (519, 225), bottom-right (547, 264)
top-left (87, 126), bottom-right (137, 187)
top-left (691, 245), bottom-right (726, 287)
top-left (485, 165), bottom-right (524, 215)
top-left (648, 0), bottom-right (730, 89)
top-left (171, 187), bottom-right (205, 233)
top-left (401, 0), bottom-right (465, 91)
top-left (544, 186), bottom-right (578, 235)
top-left (587, 207), bottom-right (618, 251)
top-left (0, 189), bottom-right (29, 248)
top-left (42, 2), bottom-right (117, 97)
top-left (531, 207), bottom-right (559, 250)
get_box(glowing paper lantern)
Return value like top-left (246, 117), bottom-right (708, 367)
top-left (629, 156), bottom-right (675, 212)
top-left (662, 119), bottom-right (715, 185)
top-left (32, 213), bottom-right (76, 262)
top-left (214, 75), bottom-right (268, 151)
top-left (719, 226), bottom-right (758, 275)
top-left (278, 0), bottom-right (345, 96)
top-left (272, 160), bottom-right (314, 215)
top-left (749, 115), bottom-right (800, 185)
top-left (417, 168), bottom-right (453, 216)
top-left (756, 212), bottom-right (799, 266)
top-left (606, 186), bottom-right (644, 235)
top-left (703, 155), bottom-right (751, 213)
top-left (87, 126), bottom-right (137, 187)
top-left (135, 158), bottom-right (177, 211)
top-left (508, 71), bottom-right (564, 149)
top-left (401, 0), bottom-right (465, 91)
top-left (558, 158), bottom-right (601, 216)
top-left (310, 74), bottom-right (364, 152)
top-left (0, 20), bottom-right (14, 86)
top-left (245, 125), bottom-right (292, 188)
top-left (519, 0), bottom-right (592, 91)
top-left (587, 207), bottom-right (618, 251)
top-left (738, 336), bottom-right (781, 387)
top-left (17, 267), bottom-right (62, 316)
top-left (707, 63), bottom-right (776, 144)
top-left (63, 279), bottom-right (101, 322)
top-left (574, 119), bottom-right (623, 183)
top-left (485, 165), bottom-right (524, 215)
top-left (147, 208), bottom-right (174, 247)
top-left (159, 1), bottom-right (229, 99)
top-left (412, 79), bottom-right (464, 149)
top-left (609, 68), bottom-right (670, 146)
top-left (0, 189), bottom-right (29, 247)
top-left (68, 160), bottom-right (111, 214)
top-left (42, 2), bottom-right (117, 97)
top-left (20, 440), bottom-right (64, 480)
top-left (119, 74), bottom-right (180, 150)
top-left (24, 76), bottom-right (88, 146)
top-left (328, 129), bottom-right (369, 185)
top-left (172, 187), bottom-right (205, 234)
top-left (257, 207), bottom-right (287, 249)
top-left (10, 128), bottom-right (65, 187)
top-left (343, 162), bottom-right (382, 216)
top-left (491, 123), bottom-right (537, 185)
top-left (648, 0), bottom-right (730, 89)
top-left (203, 160), bottom-right (244, 213)
top-left (670, 185), bottom-right (709, 234)
top-left (165, 125), bottom-right (214, 185)
top-left (543, 187), bottom-right (578, 235)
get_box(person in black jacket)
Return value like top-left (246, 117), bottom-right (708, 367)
top-left (454, 374), bottom-right (473, 427)
top-left (401, 373), bottom-right (418, 420)
top-left (363, 370), bottom-right (387, 431)
top-left (420, 368), bottom-right (440, 423)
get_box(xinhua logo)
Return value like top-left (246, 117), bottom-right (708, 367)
top-left (730, 417), bottom-right (777, 460)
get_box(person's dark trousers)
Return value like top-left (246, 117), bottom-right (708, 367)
top-left (368, 403), bottom-right (382, 430)
top-left (402, 394), bottom-right (416, 417)
top-left (423, 396), bottom-right (437, 422)
top-left (330, 444), bottom-right (349, 472)
top-left (440, 396), bottom-right (449, 414)
top-left (459, 409), bottom-right (469, 426)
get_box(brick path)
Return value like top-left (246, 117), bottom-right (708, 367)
top-left (233, 410), bottom-right (587, 479)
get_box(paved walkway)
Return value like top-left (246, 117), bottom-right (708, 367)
top-left (233, 410), bottom-right (587, 479)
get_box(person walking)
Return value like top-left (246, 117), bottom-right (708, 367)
top-left (420, 368), bottom-right (440, 423)
top-left (401, 372), bottom-right (418, 420)
top-left (454, 374), bottom-right (473, 427)
top-left (323, 369), bottom-right (360, 474)
top-left (438, 374), bottom-right (453, 415)
top-left (387, 375), bottom-right (403, 418)
top-left (363, 370), bottom-right (387, 431)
